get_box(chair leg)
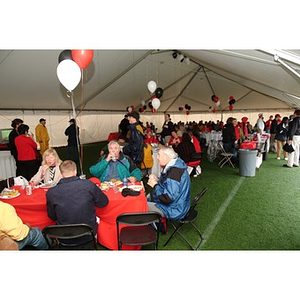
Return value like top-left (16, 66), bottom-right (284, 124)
top-left (163, 221), bottom-right (204, 250)
top-left (163, 222), bottom-right (183, 247)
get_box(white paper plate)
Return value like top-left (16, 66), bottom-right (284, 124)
top-left (0, 192), bottom-right (20, 199)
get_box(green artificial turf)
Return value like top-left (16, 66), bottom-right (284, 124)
top-left (55, 143), bottom-right (300, 251)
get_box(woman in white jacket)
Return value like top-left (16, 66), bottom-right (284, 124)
top-left (30, 148), bottom-right (62, 186)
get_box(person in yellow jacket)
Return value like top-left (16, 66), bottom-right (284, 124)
top-left (0, 201), bottom-right (50, 250)
top-left (35, 118), bottom-right (50, 156)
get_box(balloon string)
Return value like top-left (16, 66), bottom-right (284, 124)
top-left (70, 90), bottom-right (84, 176)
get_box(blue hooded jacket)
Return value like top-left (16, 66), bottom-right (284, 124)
top-left (153, 157), bottom-right (191, 220)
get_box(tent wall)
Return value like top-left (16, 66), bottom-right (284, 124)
top-left (0, 109), bottom-right (294, 149)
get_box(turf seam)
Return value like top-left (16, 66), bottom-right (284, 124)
top-left (199, 176), bottom-right (245, 249)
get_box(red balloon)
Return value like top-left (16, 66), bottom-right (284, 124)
top-left (71, 50), bottom-right (94, 69)
top-left (229, 96), bottom-right (234, 100)
top-left (212, 108), bottom-right (216, 113)
top-left (130, 105), bottom-right (134, 111)
top-left (151, 108), bottom-right (156, 113)
top-left (229, 105), bottom-right (233, 111)
top-left (186, 110), bottom-right (190, 115)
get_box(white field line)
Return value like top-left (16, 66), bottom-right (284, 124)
top-left (199, 176), bottom-right (245, 249)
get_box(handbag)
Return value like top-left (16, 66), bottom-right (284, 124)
top-left (283, 143), bottom-right (294, 153)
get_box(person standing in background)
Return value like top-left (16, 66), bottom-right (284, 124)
top-left (118, 115), bottom-right (129, 140)
top-left (35, 118), bottom-right (50, 156)
top-left (270, 114), bottom-right (281, 153)
top-left (160, 114), bottom-right (175, 145)
top-left (8, 118), bottom-right (23, 176)
top-left (64, 118), bottom-right (80, 165)
top-left (283, 110), bottom-right (300, 168)
top-left (265, 115), bottom-right (273, 133)
top-left (14, 124), bottom-right (39, 181)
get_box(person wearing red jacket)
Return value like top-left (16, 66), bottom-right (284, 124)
top-left (14, 124), bottom-right (39, 181)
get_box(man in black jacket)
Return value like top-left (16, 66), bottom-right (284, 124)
top-left (46, 160), bottom-right (109, 235)
top-left (123, 111), bottom-right (144, 168)
top-left (64, 118), bottom-right (80, 164)
top-left (284, 109), bottom-right (300, 168)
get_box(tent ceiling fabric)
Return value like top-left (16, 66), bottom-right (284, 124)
top-left (0, 49), bottom-right (299, 114)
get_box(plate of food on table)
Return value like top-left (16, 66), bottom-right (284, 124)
top-left (0, 188), bottom-right (20, 199)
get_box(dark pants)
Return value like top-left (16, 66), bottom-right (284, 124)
top-left (67, 145), bottom-right (79, 163)
top-left (18, 160), bottom-right (40, 181)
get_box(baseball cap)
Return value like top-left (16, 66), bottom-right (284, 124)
top-left (128, 111), bottom-right (140, 121)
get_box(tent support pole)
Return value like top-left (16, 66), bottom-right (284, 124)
top-left (164, 67), bottom-right (202, 113)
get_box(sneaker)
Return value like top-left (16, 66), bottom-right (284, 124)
top-left (293, 164), bottom-right (299, 167)
top-left (277, 157), bottom-right (280, 160)
top-left (283, 164), bottom-right (292, 168)
top-left (285, 158), bottom-right (288, 161)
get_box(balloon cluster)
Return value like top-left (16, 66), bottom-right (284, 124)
top-left (211, 95), bottom-right (221, 107)
top-left (57, 50), bottom-right (94, 91)
top-left (126, 105), bottom-right (134, 113)
top-left (138, 100), bottom-right (147, 113)
top-left (147, 81), bottom-right (163, 112)
top-left (228, 96), bottom-right (235, 111)
top-left (178, 103), bottom-right (192, 115)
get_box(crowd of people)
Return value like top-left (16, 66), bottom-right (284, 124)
top-left (2, 109), bottom-right (300, 250)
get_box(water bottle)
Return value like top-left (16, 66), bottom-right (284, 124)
top-left (123, 176), bottom-right (128, 187)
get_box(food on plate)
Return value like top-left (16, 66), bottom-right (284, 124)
top-left (100, 182), bottom-right (110, 190)
top-left (109, 179), bottom-right (122, 186)
top-left (1, 189), bottom-right (19, 198)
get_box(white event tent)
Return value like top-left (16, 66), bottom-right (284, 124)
top-left (0, 49), bottom-right (299, 147)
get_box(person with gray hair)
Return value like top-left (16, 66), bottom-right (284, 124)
top-left (147, 146), bottom-right (191, 220)
top-left (90, 140), bottom-right (141, 183)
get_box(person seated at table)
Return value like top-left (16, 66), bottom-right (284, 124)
top-left (30, 148), bottom-right (63, 186)
top-left (14, 124), bottom-right (40, 181)
top-left (173, 133), bottom-right (196, 164)
top-left (90, 140), bottom-right (141, 183)
top-left (46, 160), bottom-right (109, 239)
top-left (0, 201), bottom-right (50, 250)
top-left (144, 129), bottom-right (160, 144)
top-left (169, 130), bottom-right (182, 147)
top-left (99, 135), bottom-right (128, 158)
top-left (147, 146), bottom-right (191, 220)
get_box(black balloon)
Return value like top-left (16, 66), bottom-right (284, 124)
top-left (155, 87), bottom-right (164, 99)
top-left (139, 108), bottom-right (142, 112)
top-left (143, 105), bottom-right (147, 110)
top-left (185, 104), bottom-right (189, 109)
top-left (188, 105), bottom-right (191, 110)
top-left (229, 99), bottom-right (236, 106)
top-left (58, 50), bottom-right (73, 63)
top-left (148, 101), bottom-right (153, 109)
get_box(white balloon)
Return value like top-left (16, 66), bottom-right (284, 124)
top-left (152, 97), bottom-right (161, 110)
top-left (57, 59), bottom-right (81, 91)
top-left (147, 80), bottom-right (157, 93)
top-left (215, 100), bottom-right (221, 107)
top-left (128, 106), bottom-right (133, 113)
top-left (141, 100), bottom-right (145, 106)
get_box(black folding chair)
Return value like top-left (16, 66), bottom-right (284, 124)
top-left (42, 223), bottom-right (97, 250)
top-left (163, 187), bottom-right (208, 250)
top-left (116, 212), bottom-right (161, 250)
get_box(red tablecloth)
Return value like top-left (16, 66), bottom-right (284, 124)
top-left (107, 132), bottom-right (120, 142)
top-left (96, 184), bottom-right (148, 250)
top-left (0, 186), bottom-right (55, 229)
top-left (1, 183), bottom-right (148, 251)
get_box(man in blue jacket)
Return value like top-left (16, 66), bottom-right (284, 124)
top-left (147, 146), bottom-right (191, 220)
